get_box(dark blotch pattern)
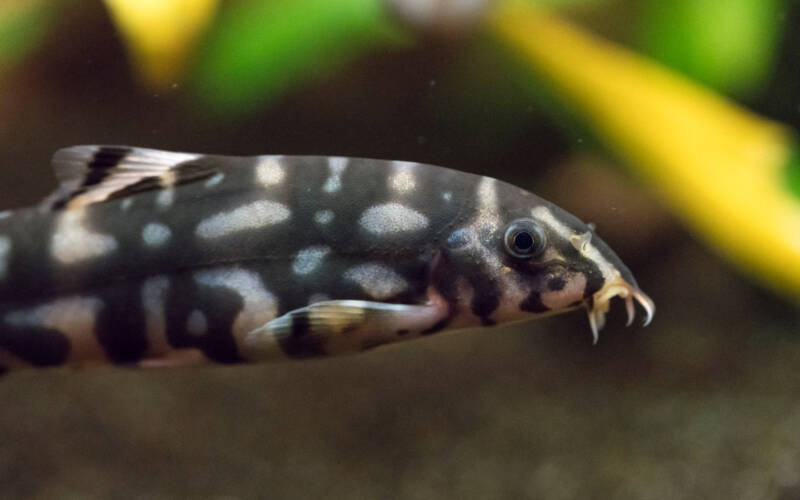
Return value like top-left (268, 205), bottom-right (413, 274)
top-left (471, 288), bottom-right (499, 326)
top-left (165, 277), bottom-right (244, 364)
top-left (0, 327), bottom-right (70, 366)
top-left (547, 276), bottom-right (566, 291)
top-left (583, 272), bottom-right (605, 298)
top-left (94, 287), bottom-right (148, 364)
top-left (520, 292), bottom-right (550, 313)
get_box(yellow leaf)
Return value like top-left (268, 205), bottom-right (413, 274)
top-left (492, 3), bottom-right (800, 302)
top-left (104, 0), bottom-right (219, 89)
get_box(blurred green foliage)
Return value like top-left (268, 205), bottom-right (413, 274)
top-left (192, 0), bottom-right (411, 114)
top-left (0, 0), bottom-right (791, 112)
top-left (787, 151), bottom-right (800, 199)
top-left (0, 1), bottom-right (59, 73)
top-left (636, 0), bottom-right (783, 96)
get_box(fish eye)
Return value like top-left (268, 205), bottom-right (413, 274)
top-left (504, 219), bottom-right (546, 259)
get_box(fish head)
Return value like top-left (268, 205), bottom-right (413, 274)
top-left (441, 177), bottom-right (654, 341)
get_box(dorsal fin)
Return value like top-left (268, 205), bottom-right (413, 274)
top-left (43, 145), bottom-right (220, 210)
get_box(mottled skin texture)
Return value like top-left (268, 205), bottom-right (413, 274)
top-left (0, 147), bottom-right (652, 371)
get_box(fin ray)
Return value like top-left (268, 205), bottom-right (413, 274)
top-left (43, 145), bottom-right (220, 210)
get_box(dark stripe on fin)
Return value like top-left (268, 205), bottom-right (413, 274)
top-left (279, 313), bottom-right (328, 359)
top-left (42, 145), bottom-right (220, 210)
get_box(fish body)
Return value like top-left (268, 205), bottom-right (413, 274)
top-left (0, 146), bottom-right (653, 371)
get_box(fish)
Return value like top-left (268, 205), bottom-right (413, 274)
top-left (0, 146), bottom-right (654, 373)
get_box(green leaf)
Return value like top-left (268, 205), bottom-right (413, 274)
top-left (192, 0), bottom-right (411, 114)
top-left (0, 0), bottom-right (59, 72)
top-left (786, 148), bottom-right (800, 201)
top-left (636, 0), bottom-right (783, 96)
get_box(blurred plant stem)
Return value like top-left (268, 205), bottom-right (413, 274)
top-left (104, 0), bottom-right (219, 90)
top-left (492, 2), bottom-right (800, 303)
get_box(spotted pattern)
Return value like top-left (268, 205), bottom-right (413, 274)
top-left (5, 296), bottom-right (105, 361)
top-left (314, 210), bottom-right (334, 225)
top-left (292, 246), bottom-right (330, 275)
top-left (0, 148), bottom-right (641, 372)
top-left (322, 157), bottom-right (347, 193)
top-left (344, 263), bottom-right (408, 300)
top-left (195, 201), bottom-right (290, 239)
top-left (142, 223), bottom-right (171, 247)
top-left (120, 198), bottom-right (134, 211)
top-left (359, 203), bottom-right (428, 234)
top-left (389, 161), bottom-right (417, 193)
top-left (156, 188), bottom-right (175, 209)
top-left (256, 157), bottom-right (284, 186)
top-left (194, 267), bottom-right (277, 338)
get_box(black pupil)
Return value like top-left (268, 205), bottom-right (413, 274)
top-left (514, 231), bottom-right (534, 251)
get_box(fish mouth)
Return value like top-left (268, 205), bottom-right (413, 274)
top-left (586, 273), bottom-right (655, 344)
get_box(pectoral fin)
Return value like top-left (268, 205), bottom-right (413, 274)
top-left (241, 295), bottom-right (449, 361)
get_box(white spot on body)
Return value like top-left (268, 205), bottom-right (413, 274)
top-left (51, 210), bottom-right (118, 264)
top-left (389, 161), bottom-right (417, 193)
top-left (323, 157), bottom-right (348, 193)
top-left (142, 276), bottom-right (171, 355)
top-left (195, 201), bottom-right (290, 239)
top-left (194, 268), bottom-right (277, 338)
top-left (0, 210), bottom-right (12, 219)
top-left (204, 173), bottom-right (225, 188)
top-left (314, 210), bottom-right (334, 225)
top-left (5, 296), bottom-right (105, 361)
top-left (142, 223), bottom-right (172, 247)
top-left (344, 263), bottom-right (408, 300)
top-left (156, 189), bottom-right (175, 209)
top-left (256, 157), bottom-right (285, 186)
top-left (292, 246), bottom-right (330, 275)
top-left (359, 203), bottom-right (428, 234)
top-left (0, 236), bottom-right (9, 279)
top-left (120, 198), bottom-right (134, 211)
top-left (442, 191), bottom-right (452, 202)
top-left (186, 310), bottom-right (208, 336)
